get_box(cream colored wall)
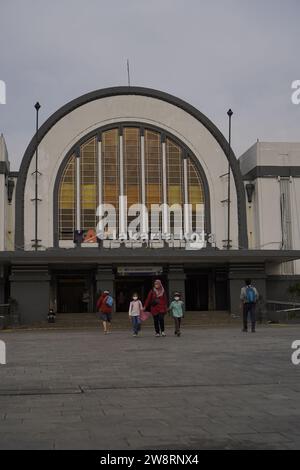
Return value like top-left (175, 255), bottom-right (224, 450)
top-left (0, 134), bottom-right (8, 251)
top-left (6, 176), bottom-right (16, 251)
top-left (0, 174), bottom-right (5, 251)
top-left (240, 141), bottom-right (300, 173)
top-left (241, 142), bottom-right (300, 275)
top-left (290, 178), bottom-right (300, 274)
top-left (23, 95), bottom-right (239, 250)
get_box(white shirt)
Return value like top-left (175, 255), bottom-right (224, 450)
top-left (129, 300), bottom-right (143, 316)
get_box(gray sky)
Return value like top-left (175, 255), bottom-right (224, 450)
top-left (0, 0), bottom-right (299, 170)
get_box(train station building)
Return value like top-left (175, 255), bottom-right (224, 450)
top-left (0, 86), bottom-right (300, 323)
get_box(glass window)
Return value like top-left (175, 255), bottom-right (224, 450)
top-left (188, 158), bottom-right (204, 232)
top-left (57, 125), bottom-right (205, 241)
top-left (166, 138), bottom-right (183, 234)
top-left (58, 154), bottom-right (76, 240)
top-left (80, 137), bottom-right (97, 234)
top-left (124, 127), bottom-right (140, 227)
top-left (102, 129), bottom-right (119, 235)
top-left (144, 129), bottom-right (162, 207)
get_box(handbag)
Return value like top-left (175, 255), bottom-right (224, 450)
top-left (140, 310), bottom-right (151, 322)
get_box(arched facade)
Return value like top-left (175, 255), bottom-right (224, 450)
top-left (53, 123), bottom-right (211, 247)
top-left (15, 86), bottom-right (248, 250)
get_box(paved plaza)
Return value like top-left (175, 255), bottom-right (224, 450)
top-left (0, 324), bottom-right (300, 450)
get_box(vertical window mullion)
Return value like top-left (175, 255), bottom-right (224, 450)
top-left (140, 131), bottom-right (146, 234)
top-left (76, 152), bottom-right (81, 231)
top-left (183, 156), bottom-right (190, 236)
top-left (98, 136), bottom-right (102, 207)
top-left (162, 138), bottom-right (168, 236)
top-left (119, 131), bottom-right (126, 238)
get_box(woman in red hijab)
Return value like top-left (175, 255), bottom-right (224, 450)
top-left (144, 279), bottom-right (168, 337)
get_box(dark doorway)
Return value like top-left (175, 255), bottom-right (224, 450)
top-left (185, 275), bottom-right (209, 311)
top-left (215, 274), bottom-right (228, 310)
top-left (57, 278), bottom-right (87, 313)
top-left (115, 276), bottom-right (167, 312)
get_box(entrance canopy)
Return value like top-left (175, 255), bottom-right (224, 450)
top-left (1, 248), bottom-right (300, 266)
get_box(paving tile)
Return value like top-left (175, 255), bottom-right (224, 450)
top-left (1, 325), bottom-right (300, 449)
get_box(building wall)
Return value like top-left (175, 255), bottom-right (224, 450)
top-left (266, 275), bottom-right (300, 302)
top-left (22, 94), bottom-right (240, 251)
top-left (0, 134), bottom-right (9, 251)
top-left (0, 173), bottom-right (5, 251)
top-left (290, 177), bottom-right (300, 274)
top-left (5, 175), bottom-right (16, 251)
top-left (240, 142), bottom-right (300, 275)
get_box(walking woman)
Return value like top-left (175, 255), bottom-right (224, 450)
top-left (144, 280), bottom-right (168, 337)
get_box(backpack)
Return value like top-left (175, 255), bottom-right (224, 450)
top-left (106, 295), bottom-right (113, 307)
top-left (246, 286), bottom-right (256, 303)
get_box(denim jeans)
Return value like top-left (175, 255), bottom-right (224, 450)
top-left (243, 303), bottom-right (256, 331)
top-left (174, 317), bottom-right (181, 333)
top-left (131, 316), bottom-right (140, 334)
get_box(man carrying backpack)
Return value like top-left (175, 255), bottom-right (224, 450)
top-left (240, 279), bottom-right (259, 333)
top-left (96, 290), bottom-right (113, 334)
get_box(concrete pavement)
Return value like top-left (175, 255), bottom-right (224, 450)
top-left (0, 324), bottom-right (300, 449)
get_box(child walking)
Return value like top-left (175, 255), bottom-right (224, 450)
top-left (128, 293), bottom-right (143, 337)
top-left (169, 292), bottom-right (185, 337)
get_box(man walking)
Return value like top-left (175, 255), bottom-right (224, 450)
top-left (240, 279), bottom-right (259, 333)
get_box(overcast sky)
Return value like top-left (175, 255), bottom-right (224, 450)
top-left (0, 0), bottom-right (299, 170)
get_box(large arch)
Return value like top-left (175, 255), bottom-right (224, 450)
top-left (53, 122), bottom-right (212, 247)
top-left (15, 86), bottom-right (248, 249)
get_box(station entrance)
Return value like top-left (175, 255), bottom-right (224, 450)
top-left (115, 277), bottom-right (168, 312)
top-left (115, 267), bottom-right (168, 312)
top-left (51, 266), bottom-right (228, 314)
top-left (52, 271), bottom-right (95, 313)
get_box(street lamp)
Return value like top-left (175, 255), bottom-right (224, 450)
top-left (32, 102), bottom-right (41, 250)
top-left (227, 109), bottom-right (233, 250)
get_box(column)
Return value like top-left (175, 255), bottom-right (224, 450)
top-left (9, 265), bottom-right (51, 324)
top-left (95, 266), bottom-right (115, 311)
top-left (0, 264), bottom-right (5, 304)
top-left (208, 269), bottom-right (216, 310)
top-left (168, 265), bottom-right (186, 300)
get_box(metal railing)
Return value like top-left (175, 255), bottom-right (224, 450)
top-left (0, 302), bottom-right (20, 329)
top-left (265, 300), bottom-right (300, 323)
top-left (0, 304), bottom-right (10, 329)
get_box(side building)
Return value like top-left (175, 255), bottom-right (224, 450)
top-left (240, 141), bottom-right (300, 299)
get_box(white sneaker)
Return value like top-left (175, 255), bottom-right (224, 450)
top-left (161, 332), bottom-right (166, 337)
top-left (155, 333), bottom-right (160, 337)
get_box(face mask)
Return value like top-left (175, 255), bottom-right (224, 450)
top-left (133, 297), bottom-right (138, 301)
top-left (174, 297), bottom-right (180, 301)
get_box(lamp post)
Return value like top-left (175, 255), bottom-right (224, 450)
top-left (227, 109), bottom-right (233, 250)
top-left (33, 102), bottom-right (41, 251)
